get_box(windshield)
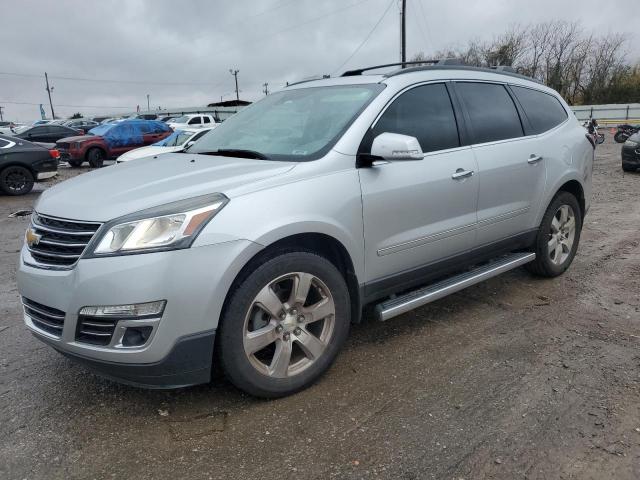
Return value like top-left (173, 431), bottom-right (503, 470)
top-left (154, 130), bottom-right (193, 146)
top-left (88, 124), bottom-right (113, 136)
top-left (189, 84), bottom-right (383, 161)
top-left (171, 115), bottom-right (190, 123)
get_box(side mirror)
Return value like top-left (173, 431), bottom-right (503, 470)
top-left (370, 132), bottom-right (423, 161)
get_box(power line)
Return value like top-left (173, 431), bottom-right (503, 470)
top-left (0, 71), bottom-right (215, 86)
top-left (0, 100), bottom-right (131, 109)
top-left (333, 0), bottom-right (396, 74)
top-left (414, 0), bottom-right (434, 51)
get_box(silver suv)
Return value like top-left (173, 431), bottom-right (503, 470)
top-left (18, 63), bottom-right (593, 397)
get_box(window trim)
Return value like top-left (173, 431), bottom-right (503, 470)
top-left (358, 80), bottom-right (465, 160)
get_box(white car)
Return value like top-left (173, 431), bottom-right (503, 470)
top-left (116, 127), bottom-right (213, 163)
top-left (167, 114), bottom-right (217, 130)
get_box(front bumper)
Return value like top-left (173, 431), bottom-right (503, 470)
top-left (17, 239), bottom-right (262, 387)
top-left (621, 145), bottom-right (640, 166)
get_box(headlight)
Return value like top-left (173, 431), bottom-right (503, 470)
top-left (624, 139), bottom-right (638, 148)
top-left (89, 193), bottom-right (228, 256)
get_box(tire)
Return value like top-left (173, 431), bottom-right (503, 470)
top-left (526, 192), bottom-right (582, 277)
top-left (218, 251), bottom-right (351, 398)
top-left (0, 165), bottom-right (34, 196)
top-left (87, 148), bottom-right (105, 168)
top-left (614, 131), bottom-right (628, 143)
top-left (68, 159), bottom-right (83, 167)
top-left (622, 162), bottom-right (636, 172)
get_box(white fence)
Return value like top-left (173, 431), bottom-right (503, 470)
top-left (571, 104), bottom-right (640, 123)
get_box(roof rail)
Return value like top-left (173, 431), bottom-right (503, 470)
top-left (384, 63), bottom-right (542, 84)
top-left (341, 58), bottom-right (461, 77)
top-left (286, 74), bottom-right (331, 87)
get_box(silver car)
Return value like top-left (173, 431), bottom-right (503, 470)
top-left (17, 63), bottom-right (593, 397)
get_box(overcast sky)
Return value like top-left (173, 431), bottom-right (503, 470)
top-left (1, 0), bottom-right (637, 121)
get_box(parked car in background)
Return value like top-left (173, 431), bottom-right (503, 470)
top-left (0, 123), bottom-right (19, 135)
top-left (116, 127), bottom-right (214, 163)
top-left (167, 114), bottom-right (216, 130)
top-left (56, 119), bottom-right (172, 167)
top-left (100, 117), bottom-right (119, 124)
top-left (134, 113), bottom-right (158, 120)
top-left (63, 119), bottom-right (99, 132)
top-left (0, 135), bottom-right (58, 195)
top-left (92, 116), bottom-right (113, 124)
top-left (159, 116), bottom-right (177, 123)
top-left (621, 132), bottom-right (640, 172)
top-left (14, 124), bottom-right (82, 144)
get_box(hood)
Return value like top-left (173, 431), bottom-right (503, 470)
top-left (117, 145), bottom-right (179, 162)
top-left (56, 135), bottom-right (95, 144)
top-left (36, 153), bottom-right (297, 221)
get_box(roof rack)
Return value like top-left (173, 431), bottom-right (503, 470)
top-left (341, 58), bottom-right (461, 77)
top-left (286, 74), bottom-right (331, 87)
top-left (384, 63), bottom-right (542, 84)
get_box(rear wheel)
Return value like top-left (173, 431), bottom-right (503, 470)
top-left (0, 165), bottom-right (34, 196)
top-left (87, 148), bottom-right (105, 168)
top-left (218, 251), bottom-right (350, 398)
top-left (526, 192), bottom-right (582, 277)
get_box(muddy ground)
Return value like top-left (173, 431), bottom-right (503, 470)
top-left (0, 141), bottom-right (639, 480)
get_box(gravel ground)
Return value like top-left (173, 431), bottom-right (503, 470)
top-left (0, 142), bottom-right (639, 480)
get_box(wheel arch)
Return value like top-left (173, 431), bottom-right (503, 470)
top-left (537, 175), bottom-right (586, 226)
top-left (84, 145), bottom-right (107, 160)
top-left (221, 232), bottom-right (362, 326)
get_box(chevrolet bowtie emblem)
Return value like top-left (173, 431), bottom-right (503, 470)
top-left (25, 228), bottom-right (41, 247)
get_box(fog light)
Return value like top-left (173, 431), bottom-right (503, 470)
top-left (79, 300), bottom-right (166, 318)
top-left (122, 326), bottom-right (153, 347)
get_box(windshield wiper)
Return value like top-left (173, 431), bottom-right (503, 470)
top-left (195, 149), bottom-right (270, 160)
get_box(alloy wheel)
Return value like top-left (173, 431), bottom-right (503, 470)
top-left (243, 272), bottom-right (335, 378)
top-left (548, 204), bottom-right (576, 265)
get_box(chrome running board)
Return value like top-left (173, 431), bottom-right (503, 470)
top-left (375, 252), bottom-right (536, 321)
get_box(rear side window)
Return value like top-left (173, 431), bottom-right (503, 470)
top-left (511, 86), bottom-right (568, 134)
top-left (203, 116), bottom-right (211, 124)
top-left (188, 117), bottom-right (202, 125)
top-left (370, 83), bottom-right (459, 153)
top-left (456, 82), bottom-right (523, 144)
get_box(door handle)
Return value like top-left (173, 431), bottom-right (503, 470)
top-left (451, 169), bottom-right (474, 180)
top-left (528, 154), bottom-right (543, 164)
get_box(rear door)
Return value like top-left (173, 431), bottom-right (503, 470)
top-left (359, 82), bottom-right (479, 290)
top-left (454, 81), bottom-right (546, 246)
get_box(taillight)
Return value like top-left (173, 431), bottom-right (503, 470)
top-left (49, 149), bottom-right (60, 159)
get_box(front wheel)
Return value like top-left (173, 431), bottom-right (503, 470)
top-left (218, 251), bottom-right (351, 398)
top-left (526, 192), bottom-right (582, 277)
top-left (0, 166), bottom-right (34, 195)
top-left (614, 131), bottom-right (628, 143)
top-left (87, 148), bottom-right (105, 168)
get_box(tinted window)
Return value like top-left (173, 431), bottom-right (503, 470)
top-left (203, 116), bottom-right (211, 124)
top-left (188, 117), bottom-right (202, 125)
top-left (369, 83), bottom-right (459, 153)
top-left (456, 82), bottom-right (523, 144)
top-left (511, 86), bottom-right (568, 134)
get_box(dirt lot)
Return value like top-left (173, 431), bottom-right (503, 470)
top-left (0, 142), bottom-right (639, 480)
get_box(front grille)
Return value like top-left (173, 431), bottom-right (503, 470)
top-left (76, 316), bottom-right (117, 346)
top-left (22, 297), bottom-right (66, 337)
top-left (27, 213), bottom-right (101, 268)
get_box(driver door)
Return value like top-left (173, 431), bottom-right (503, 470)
top-left (358, 82), bottom-right (478, 294)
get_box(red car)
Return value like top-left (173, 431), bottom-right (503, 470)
top-left (56, 120), bottom-right (173, 167)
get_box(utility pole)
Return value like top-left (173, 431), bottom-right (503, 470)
top-left (0, 106), bottom-right (4, 122)
top-left (262, 82), bottom-right (269, 95)
top-left (400, 0), bottom-right (406, 67)
top-left (229, 69), bottom-right (240, 101)
top-left (146, 94), bottom-right (150, 111)
top-left (45, 72), bottom-right (55, 119)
